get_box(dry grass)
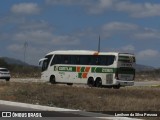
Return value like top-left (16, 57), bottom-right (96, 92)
top-left (136, 69), bottom-right (160, 81)
top-left (0, 81), bottom-right (160, 113)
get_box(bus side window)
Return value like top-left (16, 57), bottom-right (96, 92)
top-left (90, 56), bottom-right (99, 65)
top-left (50, 55), bottom-right (61, 66)
top-left (95, 57), bottom-right (99, 65)
top-left (70, 55), bottom-right (77, 64)
top-left (79, 55), bottom-right (90, 65)
top-left (99, 56), bottom-right (106, 65)
top-left (106, 55), bottom-right (115, 65)
top-left (75, 55), bottom-right (80, 64)
top-left (61, 55), bottom-right (70, 64)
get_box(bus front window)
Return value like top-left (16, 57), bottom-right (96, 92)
top-left (42, 60), bottom-right (48, 72)
top-left (41, 55), bottom-right (53, 72)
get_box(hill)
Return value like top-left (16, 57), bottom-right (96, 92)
top-left (135, 64), bottom-right (155, 72)
top-left (0, 57), bottom-right (28, 66)
top-left (0, 57), bottom-right (40, 78)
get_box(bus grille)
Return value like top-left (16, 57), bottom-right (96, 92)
top-left (106, 74), bottom-right (113, 84)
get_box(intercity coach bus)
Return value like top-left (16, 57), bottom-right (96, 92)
top-left (39, 50), bottom-right (136, 89)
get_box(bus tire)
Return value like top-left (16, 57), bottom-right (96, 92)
top-left (113, 84), bottom-right (120, 89)
top-left (95, 78), bottom-right (102, 87)
top-left (106, 86), bottom-right (112, 89)
top-left (87, 77), bottom-right (94, 87)
top-left (67, 83), bottom-right (73, 86)
top-left (50, 75), bottom-right (56, 84)
top-left (5, 78), bottom-right (10, 81)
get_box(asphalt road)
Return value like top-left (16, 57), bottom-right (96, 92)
top-left (0, 104), bottom-right (107, 120)
top-left (134, 81), bottom-right (160, 86)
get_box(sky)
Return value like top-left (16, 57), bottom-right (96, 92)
top-left (0, 0), bottom-right (160, 67)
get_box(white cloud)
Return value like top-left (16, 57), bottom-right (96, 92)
top-left (52, 35), bottom-right (80, 45)
top-left (45, 0), bottom-right (116, 14)
top-left (122, 45), bottom-right (135, 52)
top-left (7, 44), bottom-right (24, 52)
top-left (45, 0), bottom-right (92, 5)
top-left (116, 1), bottom-right (160, 18)
top-left (137, 49), bottom-right (159, 59)
top-left (46, 0), bottom-right (75, 5)
top-left (100, 21), bottom-right (160, 41)
top-left (11, 3), bottom-right (40, 14)
top-left (88, 0), bottom-right (114, 14)
top-left (19, 20), bottom-right (53, 31)
top-left (13, 30), bottom-right (53, 44)
top-left (46, 0), bottom-right (160, 17)
top-left (134, 31), bottom-right (160, 40)
top-left (13, 29), bottom-right (80, 46)
top-left (102, 22), bottom-right (138, 31)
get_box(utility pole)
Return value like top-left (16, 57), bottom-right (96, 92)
top-left (98, 35), bottom-right (100, 52)
top-left (24, 40), bottom-right (28, 64)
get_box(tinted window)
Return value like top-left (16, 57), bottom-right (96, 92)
top-left (89, 56), bottom-right (99, 65)
top-left (49, 55), bottom-right (115, 66)
top-left (42, 55), bottom-right (52, 71)
top-left (61, 55), bottom-right (70, 64)
top-left (105, 55), bottom-right (115, 65)
top-left (90, 55), bottom-right (115, 66)
top-left (70, 55), bottom-right (78, 64)
top-left (78, 55), bottom-right (90, 65)
top-left (51, 55), bottom-right (61, 65)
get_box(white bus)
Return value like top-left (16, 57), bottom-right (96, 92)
top-left (39, 50), bottom-right (136, 89)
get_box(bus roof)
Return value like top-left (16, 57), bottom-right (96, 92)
top-left (46, 50), bottom-right (134, 56)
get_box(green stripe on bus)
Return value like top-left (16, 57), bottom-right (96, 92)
top-left (54, 66), bottom-right (135, 74)
top-left (81, 67), bottom-right (85, 72)
top-left (91, 67), bottom-right (115, 73)
top-left (78, 73), bottom-right (82, 78)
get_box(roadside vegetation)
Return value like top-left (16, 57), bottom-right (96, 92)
top-left (136, 69), bottom-right (160, 81)
top-left (0, 82), bottom-right (159, 112)
top-left (1, 58), bottom-right (160, 81)
top-left (0, 59), bottom-right (41, 78)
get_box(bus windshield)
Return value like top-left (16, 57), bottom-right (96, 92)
top-left (42, 55), bottom-right (52, 72)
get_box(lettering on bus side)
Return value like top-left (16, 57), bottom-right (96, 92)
top-left (59, 66), bottom-right (72, 71)
top-left (54, 66), bottom-right (76, 72)
top-left (91, 67), bottom-right (115, 73)
top-left (102, 68), bottom-right (114, 73)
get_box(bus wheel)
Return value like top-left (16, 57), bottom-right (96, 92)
top-left (95, 78), bottom-right (102, 87)
top-left (87, 77), bottom-right (94, 87)
top-left (113, 85), bottom-right (120, 89)
top-left (67, 83), bottom-right (73, 86)
top-left (50, 75), bottom-right (56, 84)
top-left (5, 78), bottom-right (10, 82)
